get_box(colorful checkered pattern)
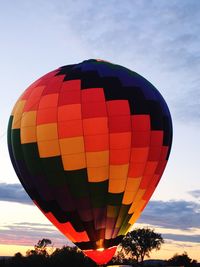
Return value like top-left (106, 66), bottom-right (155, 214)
top-left (8, 59), bottom-right (172, 259)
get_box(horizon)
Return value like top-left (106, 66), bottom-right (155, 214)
top-left (0, 237), bottom-right (199, 263)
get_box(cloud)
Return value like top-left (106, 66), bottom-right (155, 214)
top-left (59, 0), bottom-right (200, 123)
top-left (163, 233), bottom-right (200, 243)
top-left (1, 0), bottom-right (200, 127)
top-left (0, 183), bottom-right (32, 205)
top-left (139, 200), bottom-right (200, 230)
top-left (188, 190), bottom-right (200, 199)
top-left (1, 183), bottom-right (200, 232)
top-left (0, 222), bottom-right (70, 247)
top-left (138, 199), bottom-right (200, 243)
top-left (1, 183), bottom-right (200, 244)
top-left (172, 86), bottom-right (200, 123)
top-left (164, 239), bottom-right (197, 248)
top-left (14, 222), bottom-right (51, 227)
top-left (0, 192), bottom-right (200, 245)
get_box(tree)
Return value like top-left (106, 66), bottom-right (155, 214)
top-left (110, 247), bottom-right (137, 266)
top-left (26, 238), bottom-right (52, 257)
top-left (168, 252), bottom-right (198, 267)
top-left (120, 228), bottom-right (164, 263)
top-left (49, 245), bottom-right (96, 267)
top-left (25, 239), bottom-right (52, 267)
top-left (111, 249), bottom-right (126, 265)
top-left (12, 252), bottom-right (26, 267)
top-left (34, 238), bottom-right (52, 256)
top-left (14, 252), bottom-right (23, 258)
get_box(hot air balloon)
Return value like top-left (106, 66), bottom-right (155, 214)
top-left (7, 59), bottom-right (172, 265)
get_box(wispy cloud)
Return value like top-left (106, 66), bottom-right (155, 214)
top-left (0, 183), bottom-right (32, 205)
top-left (162, 233), bottom-right (200, 243)
top-left (58, 0), bottom-right (200, 123)
top-left (188, 190), bottom-right (200, 200)
top-left (0, 222), bottom-right (69, 247)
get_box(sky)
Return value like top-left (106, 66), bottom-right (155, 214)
top-left (0, 0), bottom-right (200, 261)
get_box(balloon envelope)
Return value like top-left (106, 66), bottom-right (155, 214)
top-left (7, 59), bottom-right (172, 264)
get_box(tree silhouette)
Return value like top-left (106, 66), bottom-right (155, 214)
top-left (14, 252), bottom-right (23, 258)
top-left (49, 246), bottom-right (96, 267)
top-left (120, 228), bottom-right (164, 263)
top-left (26, 238), bottom-right (52, 257)
top-left (11, 252), bottom-right (25, 267)
top-left (168, 252), bottom-right (198, 267)
top-left (111, 249), bottom-right (137, 266)
top-left (34, 238), bottom-right (52, 255)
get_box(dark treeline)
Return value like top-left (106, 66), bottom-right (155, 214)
top-left (0, 246), bottom-right (96, 267)
top-left (111, 251), bottom-right (200, 267)
top-left (1, 247), bottom-right (199, 267)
